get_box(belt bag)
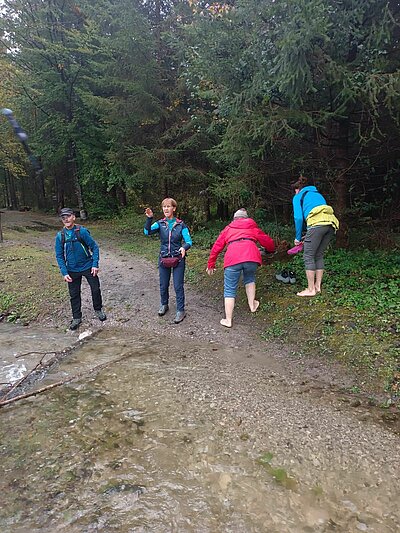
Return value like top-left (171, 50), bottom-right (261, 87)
top-left (161, 256), bottom-right (180, 268)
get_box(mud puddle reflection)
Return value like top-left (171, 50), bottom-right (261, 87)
top-left (0, 328), bottom-right (398, 532)
top-left (0, 322), bottom-right (72, 386)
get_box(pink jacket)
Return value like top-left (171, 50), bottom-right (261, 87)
top-left (207, 218), bottom-right (275, 269)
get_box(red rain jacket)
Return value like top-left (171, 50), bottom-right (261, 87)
top-left (207, 218), bottom-right (275, 269)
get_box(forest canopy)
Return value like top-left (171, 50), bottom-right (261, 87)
top-left (1, 0), bottom-right (399, 243)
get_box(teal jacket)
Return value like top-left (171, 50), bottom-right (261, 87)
top-left (55, 225), bottom-right (99, 276)
top-left (292, 186), bottom-right (327, 241)
top-left (144, 217), bottom-right (192, 257)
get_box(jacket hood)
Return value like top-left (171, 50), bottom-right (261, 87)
top-left (228, 218), bottom-right (258, 230)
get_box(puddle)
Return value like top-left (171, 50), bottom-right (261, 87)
top-left (0, 327), bottom-right (399, 532)
top-left (0, 322), bottom-right (72, 388)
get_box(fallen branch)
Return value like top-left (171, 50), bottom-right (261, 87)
top-left (1, 329), bottom-right (101, 402)
top-left (2, 352), bottom-right (51, 402)
top-left (0, 351), bottom-right (133, 408)
top-left (15, 350), bottom-right (58, 359)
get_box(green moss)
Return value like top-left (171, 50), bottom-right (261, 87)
top-left (257, 452), bottom-right (298, 490)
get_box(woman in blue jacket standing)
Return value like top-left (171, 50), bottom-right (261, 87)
top-left (292, 176), bottom-right (339, 297)
top-left (144, 198), bottom-right (192, 323)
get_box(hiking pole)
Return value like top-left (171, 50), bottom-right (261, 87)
top-left (1, 108), bottom-right (43, 176)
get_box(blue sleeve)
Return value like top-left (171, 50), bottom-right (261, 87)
top-left (182, 226), bottom-right (192, 251)
top-left (293, 196), bottom-right (305, 241)
top-left (55, 232), bottom-right (68, 276)
top-left (80, 227), bottom-right (100, 268)
top-left (144, 217), bottom-right (160, 235)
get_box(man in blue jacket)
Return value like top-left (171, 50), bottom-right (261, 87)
top-left (55, 207), bottom-right (106, 330)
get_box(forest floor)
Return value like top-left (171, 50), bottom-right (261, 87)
top-left (1, 209), bottom-right (400, 532)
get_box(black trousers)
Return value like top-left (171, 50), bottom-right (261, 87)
top-left (68, 269), bottom-right (103, 319)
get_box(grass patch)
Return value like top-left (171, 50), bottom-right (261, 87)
top-left (0, 238), bottom-right (64, 323)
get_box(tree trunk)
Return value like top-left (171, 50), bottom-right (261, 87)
top-left (217, 200), bottom-right (229, 220)
top-left (2, 168), bottom-right (10, 208)
top-left (322, 118), bottom-right (350, 248)
top-left (67, 140), bottom-right (86, 219)
top-left (7, 170), bottom-right (19, 210)
top-left (204, 195), bottom-right (211, 222)
top-left (35, 157), bottom-right (46, 209)
top-left (54, 168), bottom-right (65, 213)
top-left (116, 186), bottom-right (127, 207)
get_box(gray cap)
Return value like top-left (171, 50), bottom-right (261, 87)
top-left (59, 207), bottom-right (74, 217)
top-left (233, 208), bottom-right (248, 219)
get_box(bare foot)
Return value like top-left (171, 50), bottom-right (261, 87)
top-left (296, 289), bottom-right (317, 297)
top-left (251, 300), bottom-right (259, 313)
top-left (220, 318), bottom-right (232, 328)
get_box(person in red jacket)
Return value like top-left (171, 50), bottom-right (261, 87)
top-left (206, 208), bottom-right (275, 328)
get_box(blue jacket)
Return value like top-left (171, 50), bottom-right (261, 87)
top-left (144, 217), bottom-right (192, 257)
top-left (55, 225), bottom-right (99, 276)
top-left (292, 186), bottom-right (327, 241)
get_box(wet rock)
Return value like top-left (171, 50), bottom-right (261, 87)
top-left (101, 481), bottom-right (145, 496)
top-left (121, 409), bottom-right (145, 426)
top-left (218, 473), bottom-right (231, 491)
top-left (78, 330), bottom-right (93, 341)
top-left (342, 500), bottom-right (357, 513)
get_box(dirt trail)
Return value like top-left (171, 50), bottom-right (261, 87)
top-left (1, 210), bottom-right (400, 532)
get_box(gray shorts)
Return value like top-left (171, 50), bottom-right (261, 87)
top-left (303, 225), bottom-right (334, 270)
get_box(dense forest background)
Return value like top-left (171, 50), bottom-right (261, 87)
top-left (1, 0), bottom-right (399, 245)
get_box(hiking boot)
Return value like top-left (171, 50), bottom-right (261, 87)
top-left (69, 318), bottom-right (82, 330)
top-left (174, 311), bottom-right (186, 324)
top-left (288, 271), bottom-right (296, 284)
top-left (95, 309), bottom-right (107, 321)
top-left (158, 304), bottom-right (169, 316)
top-left (275, 270), bottom-right (290, 283)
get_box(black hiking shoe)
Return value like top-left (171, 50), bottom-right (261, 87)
top-left (95, 309), bottom-right (107, 321)
top-left (275, 270), bottom-right (290, 283)
top-left (69, 318), bottom-right (82, 330)
top-left (288, 271), bottom-right (297, 284)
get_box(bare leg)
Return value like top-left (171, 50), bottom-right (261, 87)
top-left (220, 297), bottom-right (235, 327)
top-left (245, 282), bottom-right (259, 312)
top-left (297, 270), bottom-right (317, 297)
top-left (315, 269), bottom-right (324, 292)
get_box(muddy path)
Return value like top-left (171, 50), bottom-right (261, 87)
top-left (1, 210), bottom-right (400, 532)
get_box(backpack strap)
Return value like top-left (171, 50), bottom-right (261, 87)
top-left (60, 225), bottom-right (91, 255)
top-left (300, 191), bottom-right (309, 220)
top-left (300, 191), bottom-right (310, 219)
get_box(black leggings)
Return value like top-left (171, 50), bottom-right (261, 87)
top-left (68, 269), bottom-right (103, 319)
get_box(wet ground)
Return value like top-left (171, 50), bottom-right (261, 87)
top-left (1, 326), bottom-right (400, 532)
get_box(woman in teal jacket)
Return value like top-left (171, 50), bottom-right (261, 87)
top-left (144, 198), bottom-right (192, 323)
top-left (292, 176), bottom-right (339, 297)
